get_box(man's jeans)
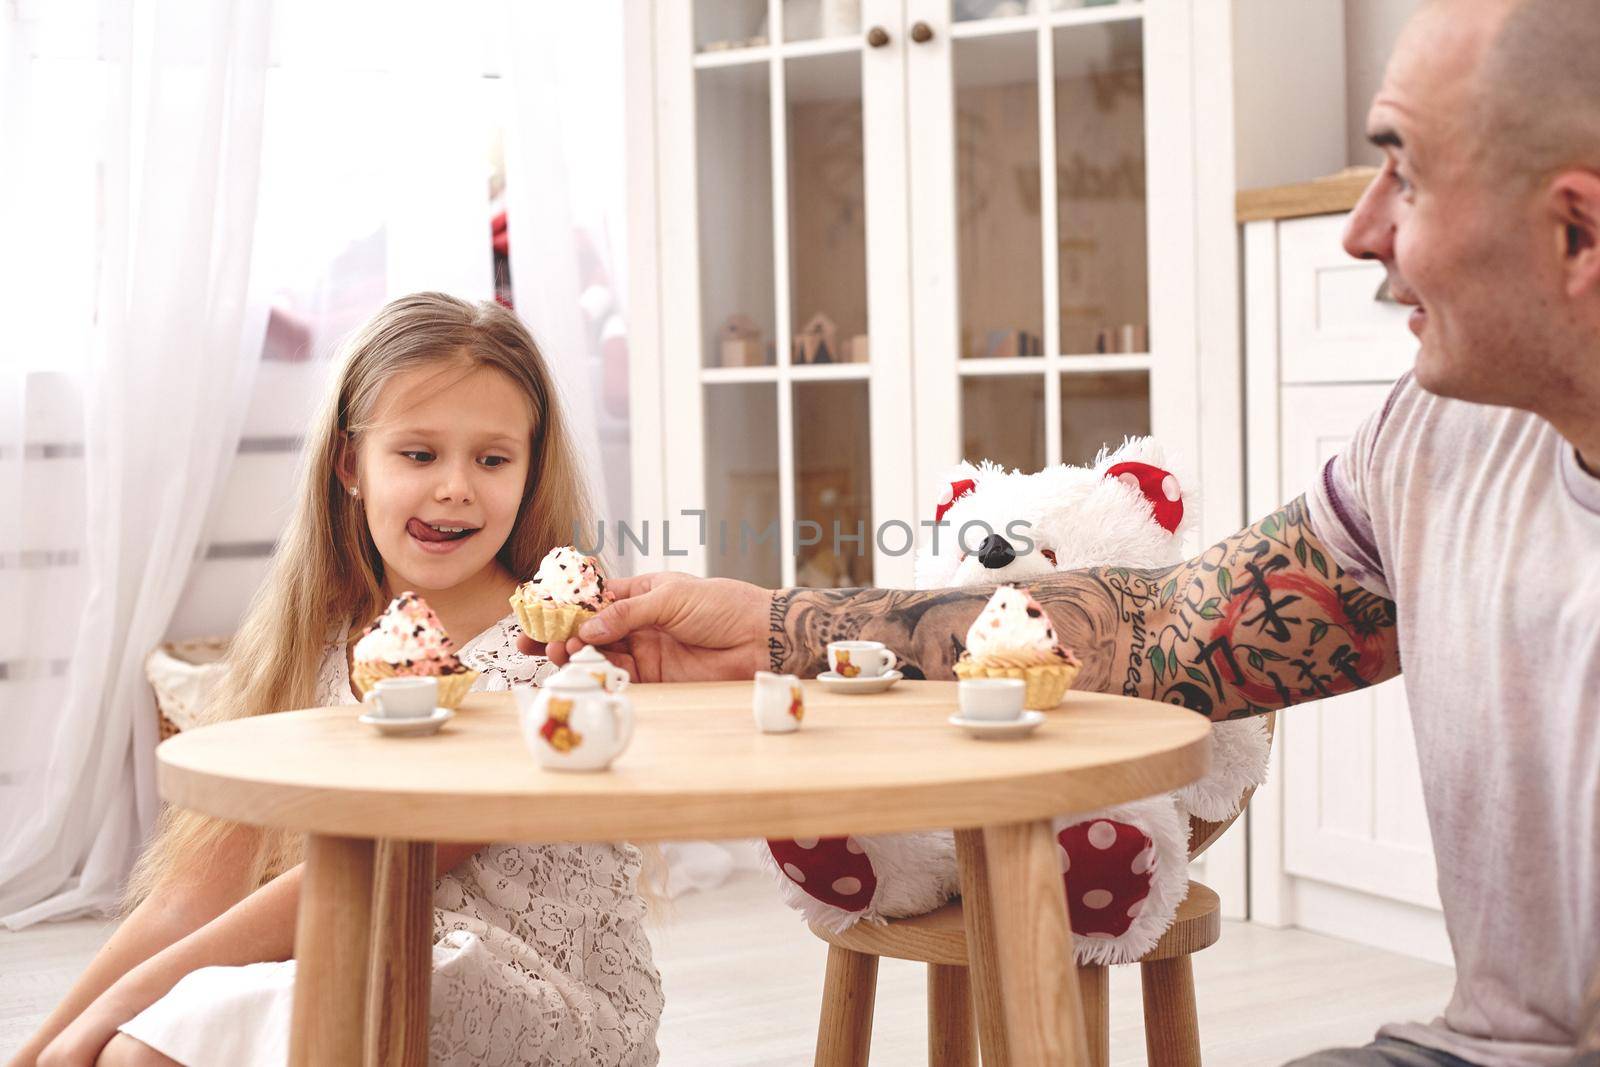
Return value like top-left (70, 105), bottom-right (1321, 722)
top-left (1285, 1037), bottom-right (1482, 1066)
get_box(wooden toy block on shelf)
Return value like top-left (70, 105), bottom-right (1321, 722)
top-left (1092, 323), bottom-right (1148, 354)
top-left (793, 312), bottom-right (838, 365)
top-left (719, 313), bottom-right (765, 367)
top-left (981, 329), bottom-right (1044, 359)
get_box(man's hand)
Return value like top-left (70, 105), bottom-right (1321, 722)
top-left (516, 573), bottom-right (769, 682)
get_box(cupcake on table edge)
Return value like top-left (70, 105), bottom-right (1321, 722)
top-left (953, 584), bottom-right (1082, 709)
top-left (351, 590), bottom-right (479, 709)
top-left (510, 545), bottom-right (614, 644)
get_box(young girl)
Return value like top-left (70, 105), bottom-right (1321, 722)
top-left (12, 293), bottom-right (662, 1067)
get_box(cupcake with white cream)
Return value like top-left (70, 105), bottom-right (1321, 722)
top-left (952, 585), bottom-right (1081, 709)
top-left (510, 546), bottom-right (613, 644)
top-left (351, 591), bottom-right (478, 708)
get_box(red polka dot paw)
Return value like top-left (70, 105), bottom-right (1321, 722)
top-left (1056, 818), bottom-right (1155, 940)
top-left (766, 836), bottom-right (878, 913)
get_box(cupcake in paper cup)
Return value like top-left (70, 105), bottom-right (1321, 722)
top-left (351, 591), bottom-right (479, 709)
top-left (952, 585), bottom-right (1081, 709)
top-left (510, 546), bottom-right (614, 645)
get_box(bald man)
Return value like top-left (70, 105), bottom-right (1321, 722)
top-left (532, 1), bottom-right (1600, 1063)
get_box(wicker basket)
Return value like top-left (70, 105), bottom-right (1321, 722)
top-left (146, 637), bottom-right (231, 741)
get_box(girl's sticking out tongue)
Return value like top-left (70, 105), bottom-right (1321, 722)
top-left (407, 517), bottom-right (475, 543)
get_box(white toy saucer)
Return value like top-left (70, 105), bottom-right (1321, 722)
top-left (947, 710), bottom-right (1045, 740)
top-left (359, 706), bottom-right (454, 737)
top-left (817, 669), bottom-right (903, 694)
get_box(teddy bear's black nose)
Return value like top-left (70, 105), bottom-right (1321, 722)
top-left (977, 533), bottom-right (1015, 569)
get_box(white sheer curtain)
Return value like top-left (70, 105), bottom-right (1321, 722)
top-left (0, 0), bottom-right (708, 923)
top-left (500, 5), bottom-right (757, 897)
top-left (0, 0), bottom-right (273, 926)
top-left (500, 1), bottom-right (631, 539)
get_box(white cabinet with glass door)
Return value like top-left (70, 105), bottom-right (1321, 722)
top-left (629, 0), bottom-right (1343, 592)
top-left (639, 0), bottom-right (913, 590)
top-left (906, 0), bottom-right (1180, 522)
top-left (635, 0), bottom-right (1231, 592)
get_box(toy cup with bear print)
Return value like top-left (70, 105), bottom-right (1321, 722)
top-left (825, 641), bottom-right (897, 679)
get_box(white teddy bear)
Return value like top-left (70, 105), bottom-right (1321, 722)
top-left (763, 437), bottom-right (1271, 965)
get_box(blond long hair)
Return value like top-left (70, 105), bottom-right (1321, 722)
top-left (123, 292), bottom-right (598, 908)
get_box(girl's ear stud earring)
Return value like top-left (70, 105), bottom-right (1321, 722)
top-left (349, 486), bottom-right (360, 498)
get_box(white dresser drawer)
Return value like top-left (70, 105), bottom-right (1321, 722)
top-left (1278, 214), bottom-right (1416, 384)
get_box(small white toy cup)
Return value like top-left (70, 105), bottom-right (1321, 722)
top-left (957, 678), bottom-right (1026, 721)
top-left (363, 676), bottom-right (438, 719)
top-left (753, 671), bottom-right (804, 733)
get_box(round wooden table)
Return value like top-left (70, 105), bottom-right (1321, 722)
top-left (157, 680), bottom-right (1210, 1066)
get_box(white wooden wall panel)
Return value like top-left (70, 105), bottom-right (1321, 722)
top-left (242, 359), bottom-right (333, 438)
top-left (1277, 384), bottom-right (1441, 911)
top-left (208, 452), bottom-right (302, 546)
top-left (18, 459), bottom-right (85, 552)
top-left (1245, 211), bottom-right (1448, 965)
top-left (166, 557), bottom-right (275, 642)
top-left (1278, 214), bottom-right (1414, 385)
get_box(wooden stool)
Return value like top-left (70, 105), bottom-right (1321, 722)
top-left (811, 879), bottom-right (1220, 1067)
top-left (806, 714), bottom-right (1275, 1066)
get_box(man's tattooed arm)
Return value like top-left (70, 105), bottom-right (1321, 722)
top-left (771, 496), bottom-right (1400, 722)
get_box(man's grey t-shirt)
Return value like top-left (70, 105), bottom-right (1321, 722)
top-left (1307, 374), bottom-right (1599, 1067)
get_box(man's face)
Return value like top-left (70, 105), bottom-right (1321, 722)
top-left (1342, 1), bottom-right (1551, 406)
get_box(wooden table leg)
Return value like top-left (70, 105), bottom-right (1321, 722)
top-left (291, 834), bottom-right (375, 1067)
top-left (955, 822), bottom-right (1088, 1066)
top-left (365, 840), bottom-right (435, 1067)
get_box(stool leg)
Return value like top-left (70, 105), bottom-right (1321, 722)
top-left (815, 945), bottom-right (878, 1067)
top-left (1078, 964), bottom-right (1109, 1067)
top-left (1140, 955), bottom-right (1201, 1067)
top-left (926, 963), bottom-right (976, 1067)
top-left (953, 829), bottom-right (1008, 1065)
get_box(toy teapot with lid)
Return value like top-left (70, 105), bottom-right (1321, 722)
top-left (514, 646), bottom-right (634, 772)
top-left (560, 644), bottom-right (630, 693)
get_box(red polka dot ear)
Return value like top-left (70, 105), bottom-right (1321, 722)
top-left (934, 477), bottom-right (978, 524)
top-left (1105, 461), bottom-right (1183, 534)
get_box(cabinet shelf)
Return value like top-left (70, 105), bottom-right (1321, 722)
top-left (692, 46), bottom-right (773, 69)
top-left (949, 2), bottom-right (1144, 41)
top-left (958, 354), bottom-right (1151, 376)
top-left (692, 36), bottom-right (861, 71)
top-left (702, 363), bottom-right (872, 385)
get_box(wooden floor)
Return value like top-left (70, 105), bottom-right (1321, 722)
top-left (2, 871), bottom-right (1455, 1065)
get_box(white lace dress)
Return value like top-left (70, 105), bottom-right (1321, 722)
top-left (119, 613), bottom-right (664, 1067)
